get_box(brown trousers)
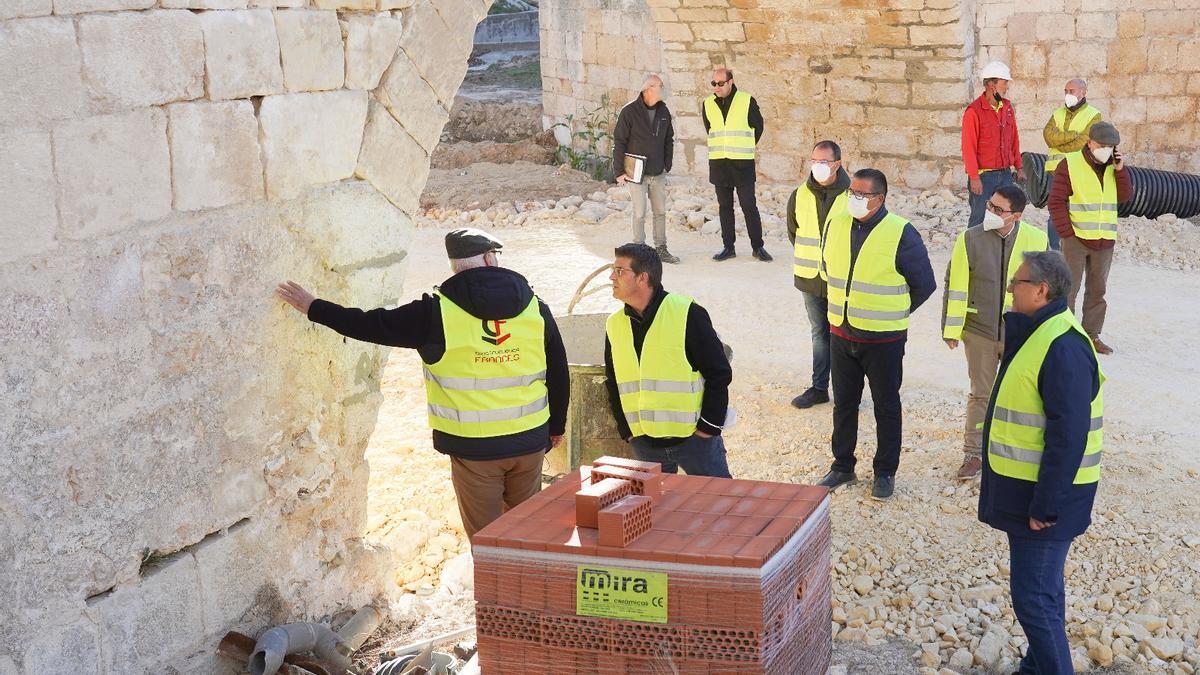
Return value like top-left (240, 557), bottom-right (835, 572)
top-left (962, 331), bottom-right (1004, 457)
top-left (1062, 236), bottom-right (1114, 338)
top-left (450, 451), bottom-right (544, 538)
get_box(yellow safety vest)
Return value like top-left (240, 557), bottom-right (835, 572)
top-left (793, 186), bottom-right (850, 280)
top-left (423, 294), bottom-right (549, 438)
top-left (824, 212), bottom-right (912, 332)
top-left (987, 309), bottom-right (1105, 484)
top-left (1064, 151), bottom-right (1118, 242)
top-left (703, 91), bottom-right (755, 161)
top-left (606, 294), bottom-right (704, 438)
top-left (1045, 104), bottom-right (1100, 172)
top-left (943, 221), bottom-right (1049, 340)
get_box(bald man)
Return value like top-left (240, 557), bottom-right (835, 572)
top-left (1042, 79), bottom-right (1102, 251)
top-left (701, 67), bottom-right (771, 263)
top-left (613, 73), bottom-right (679, 263)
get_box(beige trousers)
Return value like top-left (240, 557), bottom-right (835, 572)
top-left (1062, 236), bottom-right (1114, 338)
top-left (450, 451), bottom-right (544, 538)
top-left (962, 331), bottom-right (1004, 457)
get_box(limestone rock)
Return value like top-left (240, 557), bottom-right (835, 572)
top-left (314, 0), bottom-right (374, 7)
top-left (1089, 641), bottom-right (1115, 667)
top-left (356, 100), bottom-right (430, 213)
top-left (53, 108), bottom-right (172, 239)
top-left (167, 100), bottom-right (264, 211)
top-left (961, 584), bottom-right (1003, 603)
top-left (440, 551), bottom-right (474, 595)
top-left (0, 130), bottom-right (58, 262)
top-left (852, 575), bottom-right (874, 595)
top-left (79, 10), bottom-right (204, 110)
top-left (376, 49), bottom-right (451, 152)
top-left (1148, 637), bottom-right (1185, 661)
top-left (162, 0), bottom-right (247, 6)
top-left (974, 629), bottom-right (1006, 668)
top-left (259, 90), bottom-right (368, 200)
top-left (53, 0), bottom-right (154, 12)
top-left (274, 9), bottom-right (345, 92)
top-left (198, 9), bottom-right (284, 100)
top-left (344, 13), bottom-right (406, 90)
top-left (397, 0), bottom-right (472, 105)
top-left (0, 17), bottom-right (87, 127)
top-left (949, 647), bottom-right (973, 669)
top-left (0, 0), bottom-right (51, 19)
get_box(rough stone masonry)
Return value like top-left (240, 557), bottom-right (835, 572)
top-left (0, 0), bottom-right (485, 672)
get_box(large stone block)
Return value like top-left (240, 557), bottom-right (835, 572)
top-left (93, 554), bottom-right (204, 672)
top-left (376, 50), bottom-right (450, 153)
top-left (691, 21), bottom-right (745, 42)
top-left (908, 23), bottom-right (960, 46)
top-left (52, 0), bottom-right (153, 12)
top-left (0, 17), bottom-right (87, 128)
top-left (199, 9), bottom-right (284, 100)
top-left (162, 0), bottom-right (248, 7)
top-left (0, 0), bottom-right (51, 18)
top-left (274, 9), bottom-right (346, 92)
top-left (168, 101), bottom-right (264, 212)
top-left (53, 108), bottom-right (172, 240)
top-left (259, 90), bottom-right (369, 200)
top-left (911, 80), bottom-right (967, 108)
top-left (79, 11), bottom-right (205, 111)
top-left (355, 101), bottom-right (429, 213)
top-left (397, 0), bottom-right (473, 105)
top-left (21, 616), bottom-right (101, 673)
top-left (344, 13), bottom-right (405, 90)
top-left (314, 0), bottom-right (375, 7)
top-left (0, 130), bottom-right (58, 263)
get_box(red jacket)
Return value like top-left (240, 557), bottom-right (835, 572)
top-left (1048, 145), bottom-right (1133, 251)
top-left (961, 93), bottom-right (1021, 176)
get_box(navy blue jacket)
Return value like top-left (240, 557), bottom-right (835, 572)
top-left (834, 206), bottom-right (938, 341)
top-left (978, 299), bottom-right (1101, 540)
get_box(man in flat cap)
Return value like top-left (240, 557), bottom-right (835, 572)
top-left (1046, 121), bottom-right (1133, 354)
top-left (276, 228), bottom-right (570, 538)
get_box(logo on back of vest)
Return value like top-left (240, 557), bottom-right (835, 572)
top-left (481, 319), bottom-right (511, 345)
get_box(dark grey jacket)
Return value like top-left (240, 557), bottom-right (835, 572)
top-left (612, 93), bottom-right (674, 178)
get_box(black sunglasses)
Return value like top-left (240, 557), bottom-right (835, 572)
top-left (711, 79), bottom-right (730, 87)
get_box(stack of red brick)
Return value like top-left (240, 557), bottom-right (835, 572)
top-left (472, 458), bottom-right (832, 674)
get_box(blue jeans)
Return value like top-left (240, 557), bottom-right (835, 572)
top-left (801, 291), bottom-right (831, 390)
top-left (968, 169), bottom-right (1015, 227)
top-left (630, 433), bottom-right (732, 478)
top-left (1045, 172), bottom-right (1061, 250)
top-left (1008, 534), bottom-right (1075, 674)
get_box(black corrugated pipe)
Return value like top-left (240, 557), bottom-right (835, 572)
top-left (1019, 152), bottom-right (1200, 220)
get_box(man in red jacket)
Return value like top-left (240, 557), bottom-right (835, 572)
top-left (961, 61), bottom-right (1025, 228)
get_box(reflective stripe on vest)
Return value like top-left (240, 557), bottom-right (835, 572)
top-left (423, 294), bottom-right (549, 438)
top-left (793, 187), bottom-right (850, 280)
top-left (606, 294), bottom-right (704, 438)
top-left (824, 212), bottom-right (912, 332)
top-left (1064, 151), bottom-right (1118, 241)
top-left (704, 92), bottom-right (755, 161)
top-left (1044, 104), bottom-right (1100, 172)
top-left (986, 309), bottom-right (1105, 484)
top-left (942, 222), bottom-right (1049, 340)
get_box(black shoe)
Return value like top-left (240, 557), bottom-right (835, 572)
top-left (871, 475), bottom-right (895, 500)
top-left (790, 387), bottom-right (830, 409)
top-left (656, 246), bottom-right (680, 264)
top-left (752, 247), bottom-right (773, 262)
top-left (712, 247), bottom-right (736, 261)
top-left (816, 470), bottom-right (857, 491)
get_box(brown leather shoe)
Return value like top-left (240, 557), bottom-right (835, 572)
top-left (956, 454), bottom-right (982, 480)
top-left (1092, 337), bottom-right (1114, 355)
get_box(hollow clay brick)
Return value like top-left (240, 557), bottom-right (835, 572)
top-left (592, 455), bottom-right (662, 474)
top-left (575, 477), bottom-right (633, 529)
top-left (589, 464), bottom-right (664, 500)
top-left (597, 494), bottom-right (652, 547)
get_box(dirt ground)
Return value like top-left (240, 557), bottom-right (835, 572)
top-left (419, 161), bottom-right (604, 211)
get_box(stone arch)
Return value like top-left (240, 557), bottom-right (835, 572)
top-left (0, 0), bottom-right (485, 671)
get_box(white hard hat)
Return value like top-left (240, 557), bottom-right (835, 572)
top-left (980, 61), bottom-right (1012, 81)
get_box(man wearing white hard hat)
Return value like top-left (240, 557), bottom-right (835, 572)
top-left (961, 61), bottom-right (1025, 228)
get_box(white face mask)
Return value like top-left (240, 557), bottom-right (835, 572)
top-left (982, 209), bottom-right (1007, 231)
top-left (847, 194), bottom-right (871, 219)
top-left (811, 163), bottom-right (833, 182)
top-left (1092, 146), bottom-right (1113, 163)
top-left (1064, 93), bottom-right (1080, 108)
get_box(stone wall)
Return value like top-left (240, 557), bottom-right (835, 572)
top-left (541, 0), bottom-right (1200, 188)
top-left (0, 1), bottom-right (485, 672)
top-left (974, 0), bottom-right (1200, 175)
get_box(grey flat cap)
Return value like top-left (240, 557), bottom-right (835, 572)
top-left (445, 228), bottom-right (503, 259)
top-left (1089, 121), bottom-right (1121, 145)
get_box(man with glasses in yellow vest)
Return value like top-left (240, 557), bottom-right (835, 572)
top-left (275, 229), bottom-right (570, 538)
top-left (1041, 78), bottom-right (1102, 251)
top-left (785, 140), bottom-right (850, 410)
top-left (604, 243), bottom-right (734, 477)
top-left (942, 184), bottom-right (1048, 481)
top-left (1046, 121), bottom-right (1132, 355)
top-left (978, 250), bottom-right (1104, 675)
top-left (816, 169), bottom-right (936, 500)
top-left (702, 67), bottom-right (772, 263)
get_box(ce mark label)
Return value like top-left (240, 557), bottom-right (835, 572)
top-left (651, 596), bottom-right (665, 608)
top-left (576, 565), bottom-right (669, 623)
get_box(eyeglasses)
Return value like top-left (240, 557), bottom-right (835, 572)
top-left (986, 201), bottom-right (1015, 215)
top-left (849, 190), bottom-right (879, 199)
top-left (1008, 277), bottom-right (1039, 288)
top-left (611, 265), bottom-right (633, 276)
top-left (710, 79), bottom-right (730, 87)
top-left (810, 159), bottom-right (838, 165)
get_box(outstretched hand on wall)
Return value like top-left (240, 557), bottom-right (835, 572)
top-left (276, 281), bottom-right (315, 315)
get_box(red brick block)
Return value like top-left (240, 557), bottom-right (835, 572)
top-left (592, 455), bottom-right (663, 474)
top-left (590, 464), bottom-right (664, 500)
top-left (597, 494), bottom-right (653, 548)
top-left (575, 477), bottom-right (633, 529)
